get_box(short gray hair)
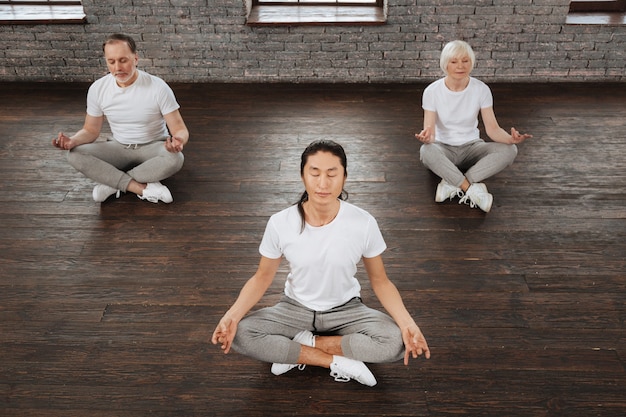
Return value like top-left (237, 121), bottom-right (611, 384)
top-left (103, 33), bottom-right (137, 54)
top-left (439, 40), bottom-right (475, 75)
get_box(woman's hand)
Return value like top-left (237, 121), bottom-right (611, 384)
top-left (52, 132), bottom-right (75, 150)
top-left (415, 127), bottom-right (434, 144)
top-left (510, 127), bottom-right (533, 144)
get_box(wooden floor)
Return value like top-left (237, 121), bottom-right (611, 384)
top-left (0, 81), bottom-right (625, 417)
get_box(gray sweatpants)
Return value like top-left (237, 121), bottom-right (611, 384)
top-left (420, 139), bottom-right (517, 188)
top-left (67, 140), bottom-right (184, 192)
top-left (232, 296), bottom-right (405, 365)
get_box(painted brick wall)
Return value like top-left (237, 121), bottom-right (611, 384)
top-left (0, 0), bottom-right (624, 83)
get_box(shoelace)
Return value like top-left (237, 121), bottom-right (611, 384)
top-left (330, 370), bottom-right (351, 383)
top-left (125, 143), bottom-right (139, 150)
top-left (143, 194), bottom-right (159, 203)
top-left (459, 194), bottom-right (477, 208)
top-left (450, 189), bottom-right (464, 201)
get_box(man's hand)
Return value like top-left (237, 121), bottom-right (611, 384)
top-left (510, 127), bottom-right (532, 144)
top-left (402, 324), bottom-right (431, 365)
top-left (165, 136), bottom-right (184, 153)
top-left (211, 316), bottom-right (237, 354)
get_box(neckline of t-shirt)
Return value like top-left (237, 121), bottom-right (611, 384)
top-left (305, 200), bottom-right (344, 229)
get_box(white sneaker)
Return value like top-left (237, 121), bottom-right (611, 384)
top-left (138, 182), bottom-right (173, 203)
top-left (271, 330), bottom-right (315, 376)
top-left (329, 356), bottom-right (377, 387)
top-left (93, 184), bottom-right (120, 202)
top-left (459, 183), bottom-right (493, 212)
top-left (471, 183), bottom-right (488, 193)
top-left (435, 179), bottom-right (464, 202)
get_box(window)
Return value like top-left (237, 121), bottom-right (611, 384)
top-left (247, 0), bottom-right (386, 26)
top-left (567, 0), bottom-right (626, 24)
top-left (0, 0), bottom-right (86, 24)
top-left (569, 0), bottom-right (626, 12)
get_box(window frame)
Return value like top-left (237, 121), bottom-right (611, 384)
top-left (566, 0), bottom-right (626, 24)
top-left (253, 0), bottom-right (383, 5)
top-left (0, 0), bottom-right (86, 24)
top-left (569, 0), bottom-right (626, 12)
top-left (247, 0), bottom-right (386, 26)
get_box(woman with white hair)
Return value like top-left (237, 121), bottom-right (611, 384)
top-left (415, 40), bottom-right (532, 212)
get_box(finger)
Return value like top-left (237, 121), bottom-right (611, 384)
top-left (422, 343), bottom-right (431, 359)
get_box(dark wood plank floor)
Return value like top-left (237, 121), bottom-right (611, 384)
top-left (0, 81), bottom-right (625, 417)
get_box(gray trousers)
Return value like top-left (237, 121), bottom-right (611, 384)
top-left (420, 139), bottom-right (517, 188)
top-left (67, 140), bottom-right (184, 192)
top-left (232, 296), bottom-right (405, 365)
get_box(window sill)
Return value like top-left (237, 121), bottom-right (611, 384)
top-left (0, 5), bottom-right (86, 24)
top-left (247, 5), bottom-right (385, 26)
top-left (566, 11), bottom-right (626, 24)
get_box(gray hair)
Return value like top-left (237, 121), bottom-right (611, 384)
top-left (439, 40), bottom-right (475, 75)
top-left (103, 33), bottom-right (137, 54)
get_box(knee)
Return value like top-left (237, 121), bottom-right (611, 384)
top-left (419, 143), bottom-right (438, 164)
top-left (503, 144), bottom-right (518, 164)
top-left (231, 320), bottom-right (255, 353)
top-left (347, 326), bottom-right (405, 363)
top-left (387, 327), bottom-right (406, 360)
top-left (165, 151), bottom-right (184, 172)
top-left (419, 143), bottom-right (431, 158)
top-left (374, 327), bottom-right (405, 363)
top-left (66, 147), bottom-right (84, 169)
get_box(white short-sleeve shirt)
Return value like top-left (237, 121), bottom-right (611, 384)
top-left (422, 77), bottom-right (493, 146)
top-left (86, 70), bottom-right (180, 145)
top-left (259, 200), bottom-right (387, 311)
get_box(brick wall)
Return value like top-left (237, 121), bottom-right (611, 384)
top-left (0, 0), bottom-right (624, 83)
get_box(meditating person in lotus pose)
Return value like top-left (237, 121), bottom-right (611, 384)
top-left (52, 33), bottom-right (188, 204)
top-left (212, 139), bottom-right (430, 387)
top-left (416, 40), bottom-right (532, 212)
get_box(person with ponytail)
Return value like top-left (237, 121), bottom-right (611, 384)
top-left (212, 140), bottom-right (430, 387)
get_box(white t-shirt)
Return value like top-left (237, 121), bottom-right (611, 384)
top-left (259, 200), bottom-right (387, 311)
top-left (422, 77), bottom-right (493, 146)
top-left (86, 70), bottom-right (180, 145)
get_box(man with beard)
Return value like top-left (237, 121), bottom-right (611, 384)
top-left (52, 33), bottom-right (189, 203)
